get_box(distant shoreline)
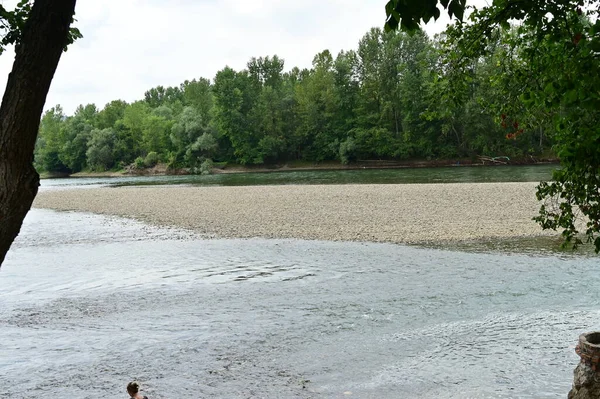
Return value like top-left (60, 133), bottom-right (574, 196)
top-left (33, 182), bottom-right (554, 245)
top-left (40, 157), bottom-right (559, 179)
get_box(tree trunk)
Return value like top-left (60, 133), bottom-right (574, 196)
top-left (0, 0), bottom-right (77, 267)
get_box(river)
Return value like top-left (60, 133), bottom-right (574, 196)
top-left (39, 164), bottom-right (557, 190)
top-left (2, 165), bottom-right (598, 398)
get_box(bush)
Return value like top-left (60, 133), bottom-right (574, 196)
top-left (258, 136), bottom-right (285, 164)
top-left (133, 156), bottom-right (145, 169)
top-left (200, 158), bottom-right (214, 175)
top-left (144, 151), bottom-right (159, 168)
top-left (339, 137), bottom-right (357, 165)
top-left (165, 151), bottom-right (179, 170)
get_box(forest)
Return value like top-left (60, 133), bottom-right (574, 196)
top-left (34, 27), bottom-right (554, 175)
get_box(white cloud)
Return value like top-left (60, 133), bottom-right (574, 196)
top-left (0, 0), bottom-right (489, 114)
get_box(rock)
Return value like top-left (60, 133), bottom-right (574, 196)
top-left (569, 332), bottom-right (600, 399)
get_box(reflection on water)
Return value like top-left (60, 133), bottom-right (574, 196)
top-left (1, 209), bottom-right (598, 398)
top-left (431, 235), bottom-right (599, 257)
top-left (40, 164), bottom-right (558, 190)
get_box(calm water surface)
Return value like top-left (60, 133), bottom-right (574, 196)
top-left (1, 205), bottom-right (598, 398)
top-left (40, 164), bottom-right (558, 190)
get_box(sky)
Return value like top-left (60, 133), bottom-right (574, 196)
top-left (0, 0), bottom-right (489, 114)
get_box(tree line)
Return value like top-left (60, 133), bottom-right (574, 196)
top-left (35, 27), bottom-right (555, 174)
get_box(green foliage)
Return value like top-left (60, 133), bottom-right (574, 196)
top-left (133, 156), bottom-right (145, 169)
top-left (257, 135), bottom-right (285, 164)
top-left (339, 137), bottom-right (357, 165)
top-left (144, 151), bottom-right (159, 168)
top-left (170, 106), bottom-right (211, 167)
top-left (181, 78), bottom-right (213, 122)
top-left (36, 20), bottom-right (569, 222)
top-left (199, 158), bottom-right (214, 175)
top-left (97, 100), bottom-right (128, 130)
top-left (86, 128), bottom-right (116, 171)
top-left (384, 0), bottom-right (466, 32)
top-left (35, 27), bottom-right (558, 171)
top-left (213, 58), bottom-right (290, 165)
top-left (530, 17), bottom-right (600, 250)
top-left (395, 0), bottom-right (600, 250)
top-left (35, 106), bottom-right (71, 173)
top-left (0, 1), bottom-right (82, 55)
top-left (144, 85), bottom-right (183, 108)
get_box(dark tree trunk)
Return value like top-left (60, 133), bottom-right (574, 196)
top-left (0, 0), bottom-right (77, 267)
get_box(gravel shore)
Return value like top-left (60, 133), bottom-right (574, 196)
top-left (33, 182), bottom-right (550, 244)
top-left (34, 183), bottom-right (542, 243)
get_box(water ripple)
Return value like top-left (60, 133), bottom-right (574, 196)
top-left (1, 209), bottom-right (598, 398)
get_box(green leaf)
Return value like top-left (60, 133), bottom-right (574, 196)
top-left (385, 1), bottom-right (397, 17)
top-left (564, 89), bottom-right (578, 104)
top-left (448, 0), bottom-right (465, 21)
top-left (591, 20), bottom-right (600, 35)
top-left (590, 38), bottom-right (600, 52)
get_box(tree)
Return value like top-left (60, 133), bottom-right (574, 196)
top-left (213, 66), bottom-right (261, 164)
top-left (120, 101), bottom-right (147, 160)
top-left (295, 50), bottom-right (338, 161)
top-left (97, 99), bottom-right (127, 129)
top-left (332, 50), bottom-right (359, 143)
top-left (35, 106), bottom-right (70, 173)
top-left (144, 85), bottom-right (184, 108)
top-left (386, 0), bottom-right (600, 251)
top-left (0, 0), bottom-right (78, 267)
top-left (248, 56), bottom-right (287, 163)
top-left (86, 128), bottom-right (117, 170)
top-left (180, 78), bottom-right (213, 123)
top-left (59, 104), bottom-right (97, 172)
top-left (352, 28), bottom-right (441, 160)
top-left (170, 106), bottom-right (214, 169)
top-left (141, 112), bottom-right (173, 156)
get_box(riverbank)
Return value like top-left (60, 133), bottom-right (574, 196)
top-left (60, 157), bottom-right (559, 179)
top-left (33, 182), bottom-right (553, 244)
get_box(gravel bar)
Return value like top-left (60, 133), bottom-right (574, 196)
top-left (33, 182), bottom-right (550, 244)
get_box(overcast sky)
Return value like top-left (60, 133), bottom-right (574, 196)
top-left (0, 0), bottom-right (488, 114)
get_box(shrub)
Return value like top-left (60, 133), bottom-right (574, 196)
top-left (144, 151), bottom-right (159, 168)
top-left (339, 137), bottom-right (356, 165)
top-left (200, 158), bottom-right (214, 175)
top-left (133, 156), bottom-right (145, 169)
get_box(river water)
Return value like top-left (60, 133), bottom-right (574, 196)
top-left (40, 164), bottom-right (557, 190)
top-left (2, 166), bottom-right (599, 398)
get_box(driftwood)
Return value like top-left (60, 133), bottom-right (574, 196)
top-left (478, 156), bottom-right (510, 165)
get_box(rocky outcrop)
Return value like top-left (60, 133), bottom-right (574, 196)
top-left (569, 333), bottom-right (600, 399)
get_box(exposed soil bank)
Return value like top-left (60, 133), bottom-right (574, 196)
top-left (56, 157), bottom-right (559, 179)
